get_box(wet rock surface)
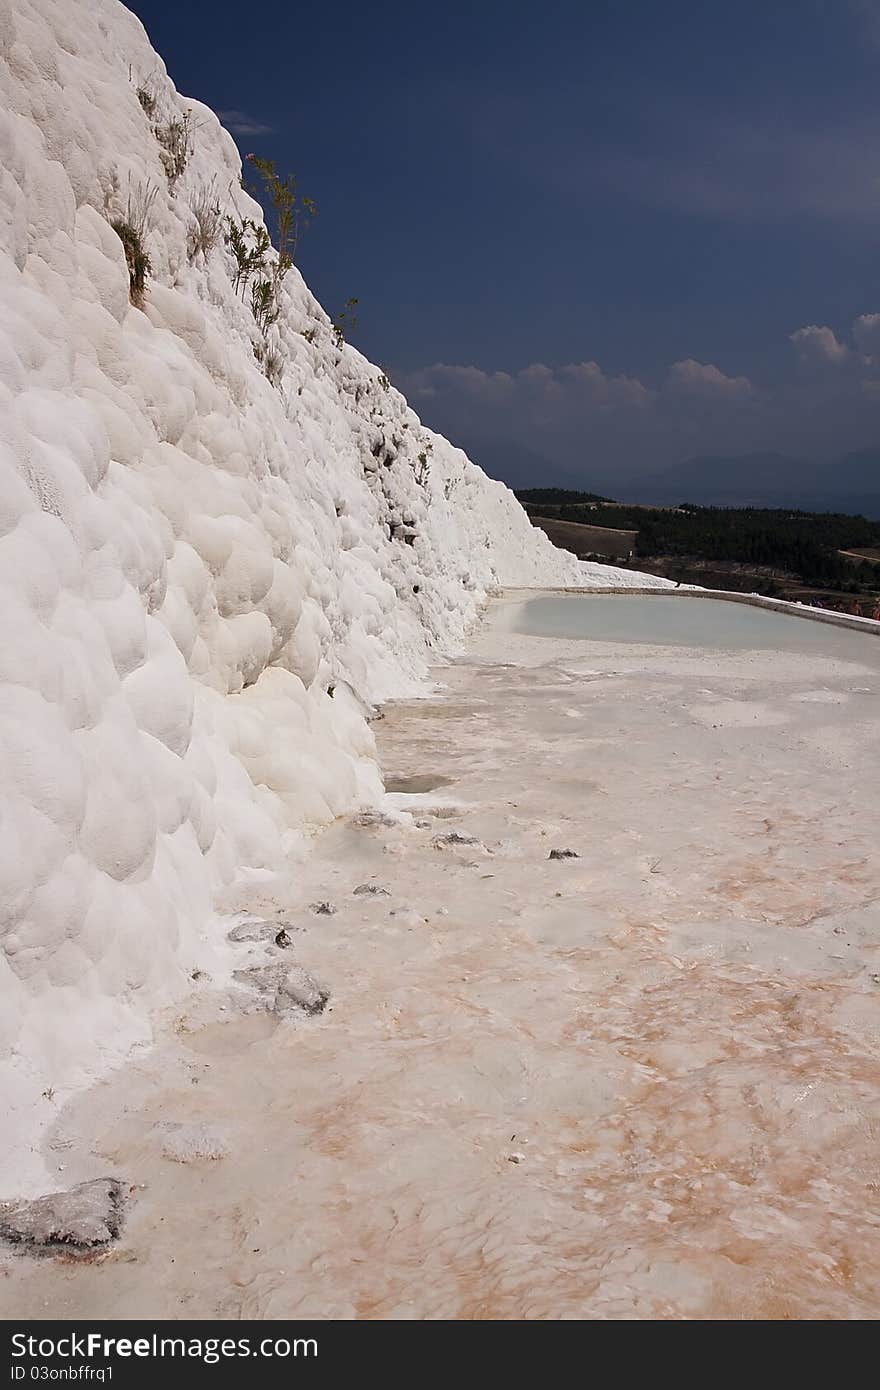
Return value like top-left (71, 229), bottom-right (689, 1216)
top-left (275, 969), bottom-right (331, 1018)
top-left (227, 918), bottom-right (286, 944)
top-left (0, 1179), bottom-right (126, 1252)
top-left (234, 963), bottom-right (330, 1018)
top-left (384, 774), bottom-right (454, 794)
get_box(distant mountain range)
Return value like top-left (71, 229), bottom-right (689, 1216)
top-left (464, 436), bottom-right (880, 518)
top-left (622, 451), bottom-right (880, 517)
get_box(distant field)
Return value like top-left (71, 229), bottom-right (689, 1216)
top-left (839, 548), bottom-right (880, 563)
top-left (529, 515), bottom-right (637, 559)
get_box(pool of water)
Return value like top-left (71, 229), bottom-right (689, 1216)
top-left (502, 593), bottom-right (880, 661)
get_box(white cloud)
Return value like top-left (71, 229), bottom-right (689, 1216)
top-left (517, 363), bottom-right (563, 396)
top-left (406, 359), bottom-right (652, 410)
top-left (852, 312), bottom-right (880, 358)
top-left (788, 313), bottom-right (880, 371)
top-left (560, 361), bottom-right (653, 407)
top-left (406, 364), bottom-right (514, 401)
top-left (219, 109), bottom-right (274, 137)
top-left (790, 324), bottom-right (848, 364)
top-left (399, 318), bottom-right (880, 483)
top-left (666, 359), bottom-right (753, 396)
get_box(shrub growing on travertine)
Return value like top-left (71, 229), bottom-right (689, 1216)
top-left (226, 156), bottom-right (318, 386)
top-left (130, 64), bottom-right (159, 118)
top-left (187, 180), bottom-right (222, 260)
top-left (224, 217), bottom-right (271, 294)
top-left (106, 178), bottom-right (157, 307)
top-left (332, 297), bottom-right (359, 349)
top-left (111, 220), bottom-right (151, 307)
top-left (245, 154), bottom-right (316, 278)
top-left (124, 178), bottom-right (159, 241)
top-left (250, 276), bottom-right (279, 334)
top-left (136, 83), bottom-right (156, 117)
top-left (154, 111), bottom-right (192, 187)
top-left (253, 340), bottom-right (283, 386)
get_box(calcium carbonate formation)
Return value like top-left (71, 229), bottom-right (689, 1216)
top-left (0, 0), bottom-right (594, 1190)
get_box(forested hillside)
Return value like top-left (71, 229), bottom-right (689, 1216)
top-left (517, 494), bottom-right (880, 593)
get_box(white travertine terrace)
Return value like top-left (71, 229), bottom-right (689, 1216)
top-left (0, 0), bottom-right (677, 1191)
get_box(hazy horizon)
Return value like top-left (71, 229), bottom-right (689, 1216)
top-left (451, 437), bottom-right (880, 516)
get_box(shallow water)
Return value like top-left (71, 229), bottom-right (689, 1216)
top-left (504, 594), bottom-right (880, 662)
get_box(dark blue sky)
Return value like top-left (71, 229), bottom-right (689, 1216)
top-left (129, 0), bottom-right (880, 494)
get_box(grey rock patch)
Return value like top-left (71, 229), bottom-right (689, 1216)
top-left (353, 883), bottom-right (390, 896)
top-left (0, 1178), bottom-right (126, 1252)
top-left (389, 908), bottom-right (428, 927)
top-left (235, 963), bottom-right (330, 1018)
top-left (234, 963), bottom-right (293, 994)
top-left (433, 831), bottom-right (481, 849)
top-left (160, 1124), bottom-right (230, 1164)
top-left (385, 773), bottom-right (454, 793)
top-left (310, 901), bottom-right (337, 915)
top-left (548, 848), bottom-right (580, 860)
top-left (227, 918), bottom-right (280, 944)
top-left (275, 966), bottom-right (331, 1017)
top-left (351, 810), bottom-right (397, 829)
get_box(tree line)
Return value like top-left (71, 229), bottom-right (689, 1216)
top-left (515, 494), bottom-right (880, 591)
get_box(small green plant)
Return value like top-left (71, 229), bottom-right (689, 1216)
top-left (187, 180), bottom-right (222, 259)
top-left (224, 216), bottom-right (270, 292)
top-left (250, 276), bottom-right (279, 333)
top-left (263, 348), bottom-right (283, 385)
top-left (245, 154), bottom-right (315, 278)
top-left (300, 326), bottom-right (317, 343)
top-left (136, 84), bottom-right (156, 117)
top-left (226, 155), bottom-right (318, 391)
top-left (414, 437), bottom-right (433, 486)
top-left (253, 340), bottom-right (284, 386)
top-left (120, 177), bottom-right (159, 242)
top-left (154, 110), bottom-right (192, 187)
top-left (332, 297), bottom-right (359, 349)
top-left (111, 219), bottom-right (151, 307)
